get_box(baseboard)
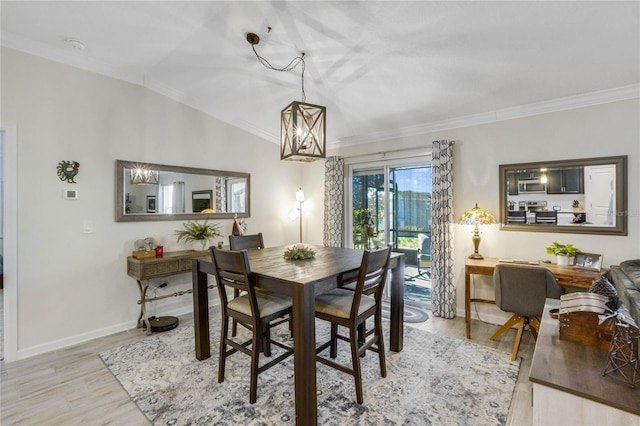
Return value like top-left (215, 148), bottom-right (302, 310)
top-left (14, 301), bottom-right (221, 361)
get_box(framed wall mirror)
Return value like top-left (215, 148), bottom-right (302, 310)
top-left (499, 155), bottom-right (627, 235)
top-left (115, 160), bottom-right (250, 222)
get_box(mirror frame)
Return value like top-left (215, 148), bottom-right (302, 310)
top-left (115, 160), bottom-right (250, 222)
top-left (499, 155), bottom-right (627, 235)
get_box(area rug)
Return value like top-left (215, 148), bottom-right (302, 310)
top-left (100, 313), bottom-right (519, 425)
top-left (405, 282), bottom-right (432, 304)
top-left (381, 300), bottom-right (429, 323)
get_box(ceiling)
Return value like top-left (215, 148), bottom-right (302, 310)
top-left (2, 1), bottom-right (639, 148)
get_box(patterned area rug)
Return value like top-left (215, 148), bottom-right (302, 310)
top-left (381, 300), bottom-right (429, 323)
top-left (100, 313), bottom-right (519, 425)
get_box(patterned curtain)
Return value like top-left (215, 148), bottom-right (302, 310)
top-left (323, 156), bottom-right (344, 247)
top-left (431, 140), bottom-right (456, 318)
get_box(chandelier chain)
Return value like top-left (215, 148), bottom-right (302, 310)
top-left (251, 44), bottom-right (306, 102)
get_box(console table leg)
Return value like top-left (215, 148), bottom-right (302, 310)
top-left (136, 279), bottom-right (152, 335)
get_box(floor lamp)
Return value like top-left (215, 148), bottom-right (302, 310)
top-left (289, 188), bottom-right (305, 243)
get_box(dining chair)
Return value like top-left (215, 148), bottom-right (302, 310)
top-left (228, 233), bottom-right (265, 337)
top-left (229, 233), bottom-right (264, 251)
top-left (210, 247), bottom-right (294, 404)
top-left (490, 264), bottom-right (563, 361)
top-left (314, 245), bottom-right (392, 404)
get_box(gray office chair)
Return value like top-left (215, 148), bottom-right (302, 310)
top-left (490, 264), bottom-right (563, 361)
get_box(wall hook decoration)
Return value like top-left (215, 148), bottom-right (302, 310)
top-left (57, 160), bottom-right (80, 183)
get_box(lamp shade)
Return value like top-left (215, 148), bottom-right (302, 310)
top-left (281, 101), bottom-right (326, 162)
top-left (458, 203), bottom-right (496, 226)
top-left (296, 188), bottom-right (305, 203)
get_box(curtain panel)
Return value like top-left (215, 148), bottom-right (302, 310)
top-left (431, 140), bottom-right (456, 318)
top-left (323, 156), bottom-right (344, 247)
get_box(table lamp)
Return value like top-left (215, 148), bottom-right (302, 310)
top-left (458, 203), bottom-right (496, 259)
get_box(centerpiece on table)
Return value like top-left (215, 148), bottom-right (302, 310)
top-left (546, 241), bottom-right (581, 266)
top-left (175, 220), bottom-right (222, 251)
top-left (283, 244), bottom-right (316, 260)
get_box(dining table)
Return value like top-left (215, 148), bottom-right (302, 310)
top-left (191, 245), bottom-right (405, 426)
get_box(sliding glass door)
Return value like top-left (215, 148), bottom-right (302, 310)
top-left (349, 160), bottom-right (432, 307)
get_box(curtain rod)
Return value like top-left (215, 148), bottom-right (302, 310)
top-left (339, 147), bottom-right (431, 164)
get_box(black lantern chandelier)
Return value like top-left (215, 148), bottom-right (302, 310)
top-left (247, 32), bottom-right (326, 162)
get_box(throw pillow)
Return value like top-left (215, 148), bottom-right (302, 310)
top-left (590, 275), bottom-right (620, 311)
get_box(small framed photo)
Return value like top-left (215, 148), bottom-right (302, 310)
top-left (574, 252), bottom-right (603, 271)
top-left (146, 195), bottom-right (157, 213)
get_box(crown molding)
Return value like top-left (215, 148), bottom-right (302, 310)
top-left (331, 84), bottom-right (640, 148)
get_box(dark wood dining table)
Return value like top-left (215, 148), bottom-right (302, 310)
top-left (191, 245), bottom-right (405, 426)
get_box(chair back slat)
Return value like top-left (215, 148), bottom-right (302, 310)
top-left (229, 233), bottom-right (264, 250)
top-left (351, 245), bottom-right (392, 318)
top-left (210, 248), bottom-right (259, 314)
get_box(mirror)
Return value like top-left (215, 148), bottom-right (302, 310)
top-left (115, 160), bottom-right (250, 222)
top-left (499, 155), bottom-right (627, 235)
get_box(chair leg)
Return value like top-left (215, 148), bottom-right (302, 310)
top-left (375, 312), bottom-right (387, 377)
top-left (262, 325), bottom-right (272, 357)
top-left (249, 327), bottom-right (261, 404)
top-left (490, 314), bottom-right (522, 341)
top-left (511, 317), bottom-right (526, 362)
top-left (330, 323), bottom-right (338, 359)
top-left (529, 317), bottom-right (540, 341)
top-left (218, 314), bottom-right (229, 384)
top-left (349, 325), bottom-right (364, 404)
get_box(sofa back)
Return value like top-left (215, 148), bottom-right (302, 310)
top-left (608, 259), bottom-right (640, 326)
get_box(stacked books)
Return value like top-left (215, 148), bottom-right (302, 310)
top-left (559, 292), bottom-right (610, 315)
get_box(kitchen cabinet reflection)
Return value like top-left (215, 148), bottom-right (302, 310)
top-left (499, 156), bottom-right (627, 235)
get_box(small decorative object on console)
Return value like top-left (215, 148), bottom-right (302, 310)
top-left (283, 244), bottom-right (316, 260)
top-left (132, 237), bottom-right (157, 259)
top-left (602, 314), bottom-right (640, 388)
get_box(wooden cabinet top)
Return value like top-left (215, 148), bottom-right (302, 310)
top-left (127, 250), bottom-right (210, 280)
top-left (530, 299), bottom-right (640, 415)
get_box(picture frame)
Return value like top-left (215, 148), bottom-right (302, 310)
top-left (192, 190), bottom-right (213, 213)
top-left (146, 195), bottom-right (157, 213)
top-left (574, 252), bottom-right (603, 271)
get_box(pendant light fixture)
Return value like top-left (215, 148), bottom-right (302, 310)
top-left (247, 32), bottom-right (326, 162)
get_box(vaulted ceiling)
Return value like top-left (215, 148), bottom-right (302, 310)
top-left (2, 1), bottom-right (639, 148)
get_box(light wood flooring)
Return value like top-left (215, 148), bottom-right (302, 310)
top-left (1, 309), bottom-right (535, 425)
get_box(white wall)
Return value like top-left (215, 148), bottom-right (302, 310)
top-left (310, 98), bottom-right (640, 323)
top-left (1, 48), bottom-right (305, 359)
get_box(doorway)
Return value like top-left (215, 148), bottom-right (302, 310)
top-left (348, 160), bottom-right (432, 309)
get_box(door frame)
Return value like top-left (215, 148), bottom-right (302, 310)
top-left (2, 123), bottom-right (18, 361)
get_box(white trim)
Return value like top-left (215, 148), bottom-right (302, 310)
top-left (331, 84), bottom-right (640, 148)
top-left (1, 123), bottom-right (17, 362)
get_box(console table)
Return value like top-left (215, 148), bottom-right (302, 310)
top-left (127, 250), bottom-right (210, 333)
top-left (465, 257), bottom-right (604, 338)
top-left (529, 299), bottom-right (639, 424)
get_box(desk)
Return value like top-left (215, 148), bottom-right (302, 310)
top-left (464, 257), bottom-right (604, 339)
top-left (529, 299), bottom-right (639, 424)
top-left (192, 246), bottom-right (405, 426)
top-left (127, 250), bottom-right (210, 333)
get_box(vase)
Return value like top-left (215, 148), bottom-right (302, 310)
top-left (194, 240), bottom-right (209, 251)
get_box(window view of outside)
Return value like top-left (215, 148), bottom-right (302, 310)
top-left (352, 164), bottom-right (432, 308)
top-left (351, 165), bottom-right (432, 261)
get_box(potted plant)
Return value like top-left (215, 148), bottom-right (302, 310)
top-left (546, 241), bottom-right (581, 266)
top-left (175, 220), bottom-right (222, 251)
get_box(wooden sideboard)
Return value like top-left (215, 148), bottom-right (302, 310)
top-left (464, 257), bottom-right (605, 338)
top-left (529, 299), bottom-right (639, 424)
top-left (127, 250), bottom-right (210, 333)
